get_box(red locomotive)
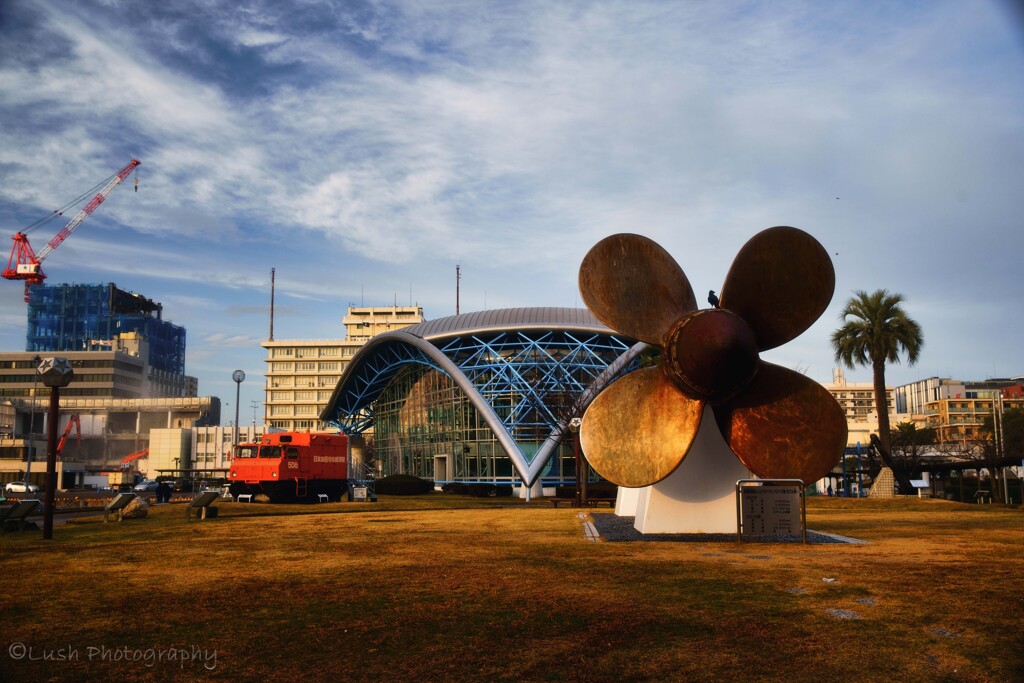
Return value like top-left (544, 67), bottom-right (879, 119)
top-left (228, 432), bottom-right (349, 502)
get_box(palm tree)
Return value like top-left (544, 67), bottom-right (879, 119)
top-left (831, 289), bottom-right (924, 453)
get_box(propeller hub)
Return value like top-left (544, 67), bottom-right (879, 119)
top-left (663, 309), bottom-right (759, 404)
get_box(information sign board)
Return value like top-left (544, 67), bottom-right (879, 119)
top-left (736, 480), bottom-right (806, 542)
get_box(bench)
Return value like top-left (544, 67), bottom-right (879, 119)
top-left (186, 491), bottom-right (221, 521)
top-left (236, 494), bottom-right (252, 503)
top-left (103, 493), bottom-right (136, 523)
top-left (316, 493), bottom-right (329, 503)
top-left (2, 499), bottom-right (41, 532)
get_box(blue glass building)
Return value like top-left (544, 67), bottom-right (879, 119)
top-left (26, 283), bottom-right (185, 375)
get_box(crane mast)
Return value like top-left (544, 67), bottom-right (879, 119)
top-left (3, 158), bottom-right (141, 300)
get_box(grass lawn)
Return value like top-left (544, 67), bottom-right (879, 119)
top-left (1, 495), bottom-right (1021, 682)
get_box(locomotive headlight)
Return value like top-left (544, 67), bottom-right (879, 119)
top-left (272, 472), bottom-right (277, 477)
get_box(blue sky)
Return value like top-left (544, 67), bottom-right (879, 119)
top-left (1, 0), bottom-right (1022, 422)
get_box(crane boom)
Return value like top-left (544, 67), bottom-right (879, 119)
top-left (36, 159), bottom-right (141, 261)
top-left (56, 415), bottom-right (81, 460)
top-left (3, 159), bottom-right (140, 300)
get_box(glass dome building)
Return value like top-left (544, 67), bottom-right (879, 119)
top-left (320, 308), bottom-right (642, 488)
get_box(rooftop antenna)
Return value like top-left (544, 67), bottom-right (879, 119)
top-left (269, 267), bottom-right (275, 341)
top-left (456, 264), bottom-right (461, 316)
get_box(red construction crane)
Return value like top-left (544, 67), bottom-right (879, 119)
top-left (120, 446), bottom-right (149, 466)
top-left (3, 158), bottom-right (141, 301)
top-left (56, 414), bottom-right (81, 460)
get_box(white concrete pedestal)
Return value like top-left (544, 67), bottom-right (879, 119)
top-left (614, 485), bottom-right (642, 516)
top-left (632, 410), bottom-right (752, 534)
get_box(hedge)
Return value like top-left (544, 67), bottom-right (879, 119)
top-left (373, 474), bottom-right (434, 495)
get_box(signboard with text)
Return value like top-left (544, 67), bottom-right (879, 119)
top-left (736, 480), bottom-right (806, 541)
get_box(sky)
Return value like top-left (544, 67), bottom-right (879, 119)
top-left (1, 0), bottom-right (1022, 423)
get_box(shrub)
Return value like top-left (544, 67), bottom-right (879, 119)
top-left (442, 482), bottom-right (512, 497)
top-left (467, 483), bottom-right (496, 497)
top-left (374, 474), bottom-right (434, 496)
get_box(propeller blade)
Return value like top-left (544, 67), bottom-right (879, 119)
top-left (713, 362), bottom-right (848, 484)
top-left (579, 233), bottom-right (697, 345)
top-left (718, 226), bottom-right (834, 351)
top-left (580, 367), bottom-right (704, 487)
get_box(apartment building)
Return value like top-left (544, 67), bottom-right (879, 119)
top-left (821, 367), bottom-right (905, 446)
top-left (895, 376), bottom-right (1024, 442)
top-left (262, 306), bottom-right (425, 431)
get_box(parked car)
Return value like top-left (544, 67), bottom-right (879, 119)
top-left (134, 479), bottom-right (159, 492)
top-left (4, 481), bottom-right (40, 495)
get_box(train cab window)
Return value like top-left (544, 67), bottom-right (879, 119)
top-left (286, 447), bottom-right (299, 459)
top-left (259, 446), bottom-right (282, 459)
top-left (236, 446), bottom-right (258, 459)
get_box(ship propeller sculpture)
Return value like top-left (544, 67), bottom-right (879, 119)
top-left (578, 226), bottom-right (847, 487)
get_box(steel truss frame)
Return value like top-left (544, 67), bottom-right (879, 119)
top-left (322, 328), bottom-right (644, 486)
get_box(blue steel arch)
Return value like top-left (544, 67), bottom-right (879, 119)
top-left (320, 309), bottom-right (643, 486)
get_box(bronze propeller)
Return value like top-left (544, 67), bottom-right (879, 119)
top-left (578, 226), bottom-right (848, 487)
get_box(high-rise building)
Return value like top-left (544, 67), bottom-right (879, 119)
top-left (0, 282), bottom-right (214, 483)
top-left (262, 305), bottom-right (425, 432)
top-left (27, 283), bottom-right (186, 376)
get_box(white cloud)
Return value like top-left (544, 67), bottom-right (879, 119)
top-left (0, 0), bottom-right (1021, 396)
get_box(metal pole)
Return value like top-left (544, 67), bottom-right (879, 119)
top-left (43, 385), bottom-right (60, 540)
top-left (232, 370), bottom-right (245, 449)
top-left (998, 392), bottom-right (1008, 504)
top-left (234, 380), bottom-right (241, 448)
top-left (842, 449), bottom-right (848, 497)
top-left (856, 442), bottom-right (863, 498)
top-left (574, 429), bottom-right (582, 507)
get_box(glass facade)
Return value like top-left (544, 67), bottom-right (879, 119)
top-left (336, 324), bottom-right (634, 485)
top-left (26, 283), bottom-right (185, 375)
top-left (374, 366), bottom-right (523, 483)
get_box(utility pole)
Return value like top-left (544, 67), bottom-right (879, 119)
top-left (455, 264), bottom-right (461, 316)
top-left (269, 267), bottom-right (275, 342)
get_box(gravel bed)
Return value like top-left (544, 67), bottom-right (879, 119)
top-left (590, 513), bottom-right (852, 544)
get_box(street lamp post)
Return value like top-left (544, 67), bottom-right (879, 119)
top-left (232, 370), bottom-right (245, 448)
top-left (38, 357), bottom-right (74, 540)
top-left (568, 417), bottom-right (583, 507)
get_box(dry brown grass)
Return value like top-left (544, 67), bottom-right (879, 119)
top-left (1, 496), bottom-right (1021, 682)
